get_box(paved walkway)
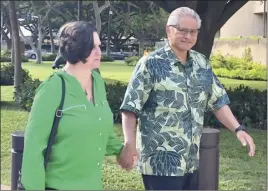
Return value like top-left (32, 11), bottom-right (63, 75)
top-left (1, 184), bottom-right (10, 190)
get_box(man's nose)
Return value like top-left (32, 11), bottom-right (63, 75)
top-left (185, 31), bottom-right (191, 38)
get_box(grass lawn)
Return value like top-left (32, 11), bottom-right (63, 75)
top-left (1, 85), bottom-right (267, 190)
top-left (19, 61), bottom-right (267, 90)
top-left (1, 61), bottom-right (267, 190)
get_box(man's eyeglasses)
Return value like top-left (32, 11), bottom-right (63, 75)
top-left (170, 25), bottom-right (200, 36)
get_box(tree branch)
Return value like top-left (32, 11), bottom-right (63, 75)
top-left (45, 1), bottom-right (69, 22)
top-left (99, 1), bottom-right (110, 13)
top-left (40, 9), bottom-right (51, 24)
top-left (216, 0), bottom-right (248, 29)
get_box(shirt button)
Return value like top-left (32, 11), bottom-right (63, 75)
top-left (99, 133), bottom-right (102, 136)
top-left (98, 148), bottom-right (101, 151)
top-left (97, 162), bottom-right (100, 166)
top-left (99, 117), bottom-right (101, 120)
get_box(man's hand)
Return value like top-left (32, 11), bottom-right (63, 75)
top-left (117, 142), bottom-right (139, 171)
top-left (236, 131), bottom-right (255, 157)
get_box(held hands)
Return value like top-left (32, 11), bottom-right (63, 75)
top-left (117, 142), bottom-right (139, 171)
top-left (236, 131), bottom-right (255, 157)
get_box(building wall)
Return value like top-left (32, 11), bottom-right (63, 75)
top-left (212, 38), bottom-right (266, 65)
top-left (220, 1), bottom-right (266, 37)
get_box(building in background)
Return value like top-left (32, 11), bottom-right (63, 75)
top-left (216, 1), bottom-right (267, 38)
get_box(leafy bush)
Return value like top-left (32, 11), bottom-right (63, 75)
top-left (21, 55), bottom-right (29, 62)
top-left (14, 77), bottom-right (42, 111)
top-left (124, 56), bottom-right (139, 66)
top-left (105, 81), bottom-right (127, 123)
top-left (0, 50), bottom-right (29, 62)
top-left (42, 53), bottom-right (57, 61)
top-left (101, 55), bottom-right (114, 62)
top-left (0, 63), bottom-right (31, 85)
top-left (210, 52), bottom-right (266, 81)
top-left (15, 77), bottom-right (266, 130)
top-left (204, 85), bottom-right (267, 130)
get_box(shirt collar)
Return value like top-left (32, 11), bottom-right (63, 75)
top-left (163, 43), bottom-right (194, 67)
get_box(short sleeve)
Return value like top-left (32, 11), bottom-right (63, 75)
top-left (207, 72), bottom-right (230, 111)
top-left (120, 56), bottom-right (154, 117)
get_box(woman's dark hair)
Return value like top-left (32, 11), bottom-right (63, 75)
top-left (58, 21), bottom-right (97, 64)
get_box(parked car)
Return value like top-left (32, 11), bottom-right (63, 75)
top-left (24, 49), bottom-right (52, 59)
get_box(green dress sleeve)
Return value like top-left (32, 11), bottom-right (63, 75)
top-left (21, 75), bottom-right (62, 190)
top-left (105, 127), bottom-right (123, 156)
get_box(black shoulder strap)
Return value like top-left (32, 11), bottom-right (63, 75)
top-left (43, 75), bottom-right (66, 169)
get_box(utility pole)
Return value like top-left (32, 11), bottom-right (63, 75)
top-left (1, 10), bottom-right (3, 47)
top-left (78, 0), bottom-right (83, 21)
top-left (263, 0), bottom-right (267, 37)
top-left (106, 7), bottom-right (112, 56)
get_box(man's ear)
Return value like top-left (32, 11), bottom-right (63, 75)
top-left (166, 25), bottom-right (170, 35)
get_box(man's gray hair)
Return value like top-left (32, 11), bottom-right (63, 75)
top-left (167, 7), bottom-right (202, 29)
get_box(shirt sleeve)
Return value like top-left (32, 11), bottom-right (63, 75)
top-left (21, 76), bottom-right (61, 190)
top-left (120, 56), bottom-right (154, 117)
top-left (105, 127), bottom-right (123, 156)
top-left (207, 70), bottom-right (231, 112)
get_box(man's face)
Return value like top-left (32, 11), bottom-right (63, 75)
top-left (166, 17), bottom-right (199, 51)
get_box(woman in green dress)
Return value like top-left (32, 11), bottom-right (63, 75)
top-left (21, 21), bottom-right (125, 190)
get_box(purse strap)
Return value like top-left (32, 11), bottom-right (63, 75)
top-left (43, 75), bottom-right (66, 169)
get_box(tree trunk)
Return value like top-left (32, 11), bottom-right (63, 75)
top-left (93, 2), bottom-right (101, 34)
top-left (154, 0), bottom-right (249, 58)
top-left (139, 37), bottom-right (145, 57)
top-left (78, 0), bottom-right (83, 21)
top-left (48, 17), bottom-right (55, 53)
top-left (9, 1), bottom-right (22, 90)
top-left (36, 17), bottom-right (43, 64)
top-left (1, 30), bottom-right (12, 50)
top-left (11, 38), bottom-right (14, 65)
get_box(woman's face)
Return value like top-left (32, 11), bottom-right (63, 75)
top-left (87, 32), bottom-right (102, 69)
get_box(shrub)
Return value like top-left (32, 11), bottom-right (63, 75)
top-left (0, 50), bottom-right (29, 62)
top-left (0, 64), bottom-right (31, 85)
top-left (101, 55), bottom-right (114, 62)
top-left (21, 55), bottom-right (29, 62)
top-left (42, 53), bottom-right (57, 61)
top-left (105, 81), bottom-right (127, 123)
top-left (124, 56), bottom-right (139, 66)
top-left (14, 78), bottom-right (267, 130)
top-left (14, 77), bottom-right (42, 111)
top-left (204, 85), bottom-right (267, 130)
top-left (210, 52), bottom-right (266, 81)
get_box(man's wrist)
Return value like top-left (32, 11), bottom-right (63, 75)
top-left (234, 124), bottom-right (247, 133)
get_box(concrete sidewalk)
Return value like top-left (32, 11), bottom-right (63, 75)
top-left (1, 184), bottom-right (10, 190)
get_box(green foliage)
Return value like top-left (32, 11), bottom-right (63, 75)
top-left (42, 53), bottom-right (57, 61)
top-left (101, 55), bottom-right (115, 62)
top-left (242, 47), bottom-right (253, 62)
top-left (210, 52), bottom-right (266, 81)
top-left (204, 85), bottom-right (267, 130)
top-left (105, 81), bottom-right (127, 123)
top-left (129, 8), bottom-right (168, 40)
top-left (0, 50), bottom-right (29, 62)
top-left (0, 64), bottom-right (31, 85)
top-left (215, 36), bottom-right (264, 41)
top-left (14, 77), bottom-right (42, 111)
top-left (124, 56), bottom-right (139, 66)
top-left (16, 76), bottom-right (266, 130)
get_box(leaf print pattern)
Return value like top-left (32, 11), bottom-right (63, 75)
top-left (147, 58), bottom-right (172, 83)
top-left (148, 151), bottom-right (182, 176)
top-left (120, 44), bottom-right (230, 176)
